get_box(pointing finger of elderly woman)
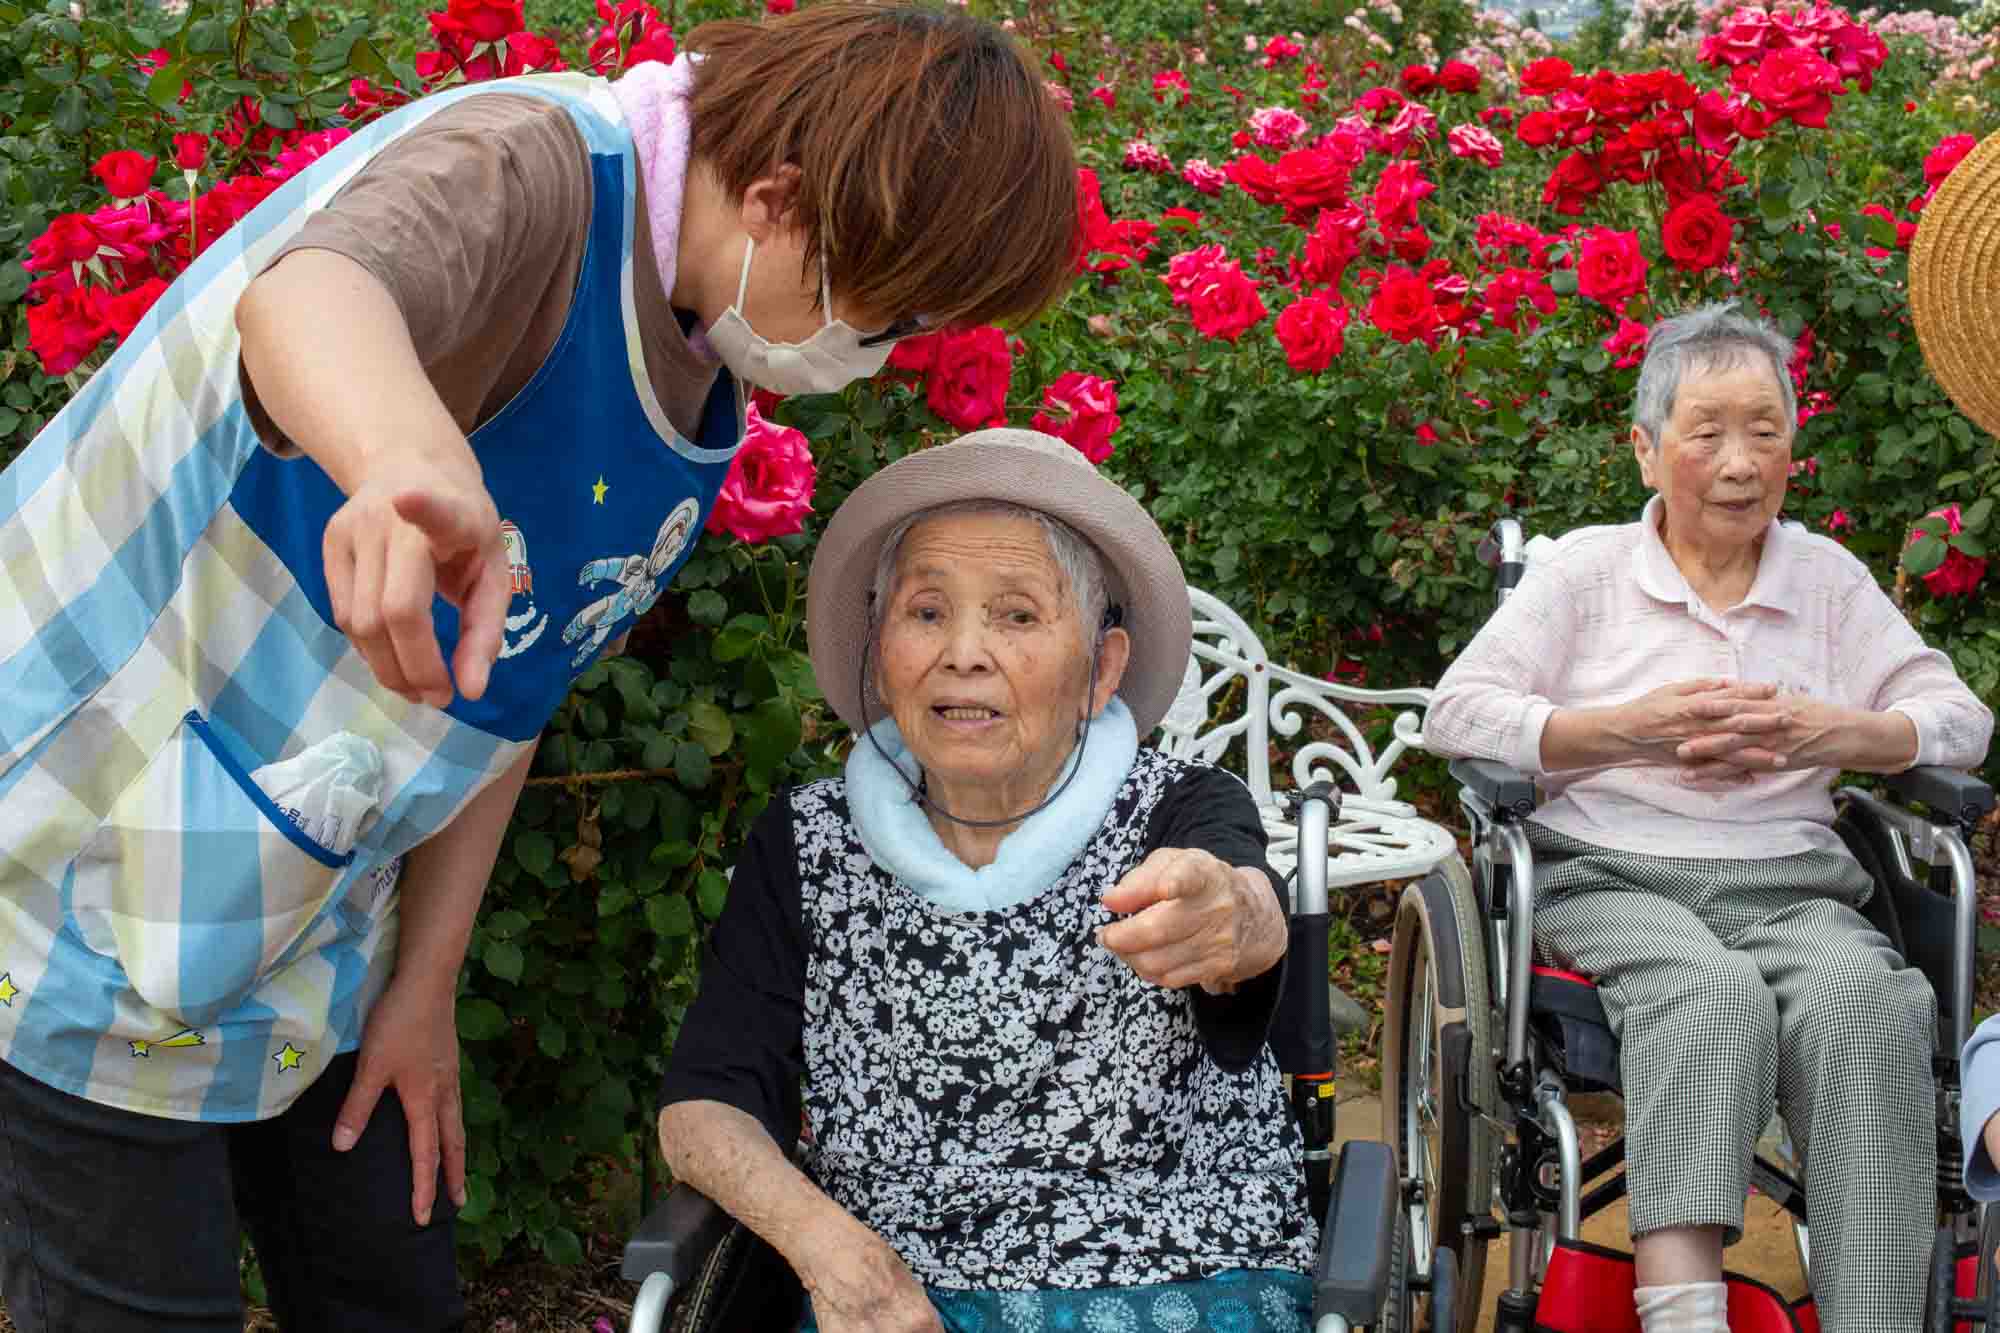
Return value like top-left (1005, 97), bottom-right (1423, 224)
top-left (1099, 848), bottom-right (1286, 992)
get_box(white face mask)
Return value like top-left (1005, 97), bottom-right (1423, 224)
top-left (704, 237), bottom-right (894, 396)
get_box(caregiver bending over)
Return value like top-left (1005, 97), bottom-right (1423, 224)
top-left (1426, 303), bottom-right (1993, 1333)
top-left (657, 430), bottom-right (1316, 1332)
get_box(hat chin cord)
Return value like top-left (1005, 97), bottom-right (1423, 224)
top-left (856, 613), bottom-right (1114, 832)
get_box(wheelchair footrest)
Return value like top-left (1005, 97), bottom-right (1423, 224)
top-left (1534, 1239), bottom-right (1816, 1333)
top-left (1312, 1140), bottom-right (1398, 1323)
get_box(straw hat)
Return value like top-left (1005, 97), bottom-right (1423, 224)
top-left (807, 429), bottom-right (1192, 737)
top-left (1909, 129), bottom-right (2000, 439)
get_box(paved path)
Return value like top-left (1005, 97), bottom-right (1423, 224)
top-left (1333, 1092), bottom-right (1809, 1325)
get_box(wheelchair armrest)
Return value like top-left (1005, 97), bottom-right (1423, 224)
top-left (620, 1181), bottom-right (733, 1285)
top-left (1449, 756), bottom-right (1539, 820)
top-left (1882, 766), bottom-right (1996, 828)
top-left (1312, 1139), bottom-right (1400, 1323)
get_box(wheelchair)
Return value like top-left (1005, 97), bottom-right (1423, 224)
top-left (1380, 517), bottom-right (2000, 1333)
top-left (620, 788), bottom-right (1414, 1333)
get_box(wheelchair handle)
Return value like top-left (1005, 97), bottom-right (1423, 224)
top-left (1477, 517), bottom-right (1527, 603)
top-left (1293, 781), bottom-right (1340, 918)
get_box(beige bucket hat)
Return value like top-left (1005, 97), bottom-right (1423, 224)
top-left (1910, 128), bottom-right (2000, 439)
top-left (806, 429), bottom-right (1192, 737)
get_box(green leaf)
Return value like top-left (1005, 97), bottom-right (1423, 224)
top-left (645, 892), bottom-right (695, 937)
top-left (1951, 531), bottom-right (1988, 558)
top-left (144, 62), bottom-right (185, 109)
top-left (286, 14), bottom-right (318, 55)
top-left (1903, 533), bottom-right (1948, 576)
top-left (536, 1022), bottom-right (567, 1060)
top-left (687, 589), bottom-right (728, 625)
top-left (712, 625), bottom-right (760, 661)
top-left (514, 831), bottom-right (556, 877)
top-left (608, 659), bottom-right (660, 724)
top-left (484, 940), bottom-right (524, 983)
top-left (542, 1226), bottom-right (584, 1267)
top-left (687, 701), bottom-right (733, 757)
top-left (456, 997), bottom-right (509, 1041)
top-left (697, 869), bottom-right (730, 920)
top-left (487, 909), bottom-right (531, 939)
top-left (51, 86), bottom-right (88, 136)
top-left (257, 99), bottom-right (295, 131)
top-left (743, 697), bottom-right (802, 773)
top-left (674, 740), bottom-right (712, 789)
top-left (1547, 268), bottom-right (1578, 297)
top-left (1964, 497), bottom-right (1992, 532)
top-left (1939, 471), bottom-right (1974, 490)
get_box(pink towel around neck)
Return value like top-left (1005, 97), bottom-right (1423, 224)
top-left (609, 54), bottom-right (696, 309)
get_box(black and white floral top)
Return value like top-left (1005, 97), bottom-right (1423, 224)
top-left (662, 749), bottom-right (1318, 1291)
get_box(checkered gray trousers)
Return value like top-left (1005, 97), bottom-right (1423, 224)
top-left (1527, 822), bottom-right (1937, 1333)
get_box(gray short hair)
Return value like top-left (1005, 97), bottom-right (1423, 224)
top-left (870, 499), bottom-right (1113, 650)
top-left (1632, 303), bottom-right (1797, 448)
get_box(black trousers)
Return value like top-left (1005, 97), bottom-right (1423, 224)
top-left (0, 1053), bottom-right (463, 1332)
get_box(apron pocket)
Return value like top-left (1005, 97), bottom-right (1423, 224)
top-left (69, 711), bottom-right (355, 1028)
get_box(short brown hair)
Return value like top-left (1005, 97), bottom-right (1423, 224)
top-left (686, 3), bottom-right (1078, 330)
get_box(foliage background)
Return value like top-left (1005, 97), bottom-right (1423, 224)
top-left (2, 0), bottom-right (1998, 1278)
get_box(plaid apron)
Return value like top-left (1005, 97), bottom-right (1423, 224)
top-left (0, 74), bottom-right (740, 1122)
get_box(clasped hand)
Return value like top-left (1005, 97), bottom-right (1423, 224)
top-left (1616, 678), bottom-right (1836, 785)
top-left (1098, 848), bottom-right (1287, 994)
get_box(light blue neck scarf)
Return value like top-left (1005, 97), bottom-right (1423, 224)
top-left (844, 697), bottom-right (1141, 914)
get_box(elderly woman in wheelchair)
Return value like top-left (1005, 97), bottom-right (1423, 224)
top-left (1423, 303), bottom-right (1994, 1333)
top-left (649, 428), bottom-right (1332, 1332)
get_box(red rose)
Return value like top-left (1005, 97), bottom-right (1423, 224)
top-left (1515, 110), bottom-right (1564, 148)
top-left (1925, 134), bottom-right (1978, 188)
top-left (1437, 60), bottom-right (1482, 94)
top-left (1691, 92), bottom-right (1741, 153)
top-left (1301, 207), bottom-right (1365, 288)
top-left (103, 277), bottom-right (170, 340)
top-left (1371, 160), bottom-right (1435, 230)
top-left (503, 30), bottom-right (566, 73)
top-left (1400, 64), bottom-right (1437, 96)
top-left (172, 133), bottom-right (210, 173)
top-left (1574, 227), bottom-right (1648, 305)
top-left (24, 214), bottom-right (102, 272)
top-left (706, 402), bottom-right (816, 544)
top-left (92, 151), bottom-right (156, 200)
top-left (887, 330), bottom-right (944, 374)
top-left (1368, 268), bottom-right (1440, 344)
top-left (1274, 147), bottom-right (1353, 215)
top-left (1225, 154), bottom-right (1282, 206)
top-left (1520, 57), bottom-right (1575, 97)
top-left (1542, 152), bottom-right (1605, 216)
top-left (1030, 371), bottom-right (1122, 463)
top-left (445, 0), bottom-right (525, 43)
top-left (925, 326), bottom-right (1013, 430)
top-left (26, 285), bottom-right (111, 376)
top-left (1912, 505), bottom-right (1988, 598)
top-left (1274, 295), bottom-right (1350, 373)
top-left (1747, 48), bottom-right (1840, 129)
top-left (1660, 194), bottom-right (1735, 273)
top-left (1187, 261), bottom-right (1268, 342)
top-left (765, 0), bottom-right (797, 12)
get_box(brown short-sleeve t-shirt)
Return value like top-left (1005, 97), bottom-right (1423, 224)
top-left (240, 92), bottom-right (729, 453)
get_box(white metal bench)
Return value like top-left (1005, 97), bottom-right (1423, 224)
top-left (1155, 588), bottom-right (1456, 893)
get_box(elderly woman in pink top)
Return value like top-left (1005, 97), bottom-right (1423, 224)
top-left (1427, 303), bottom-right (1993, 1333)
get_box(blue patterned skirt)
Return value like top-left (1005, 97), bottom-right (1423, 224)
top-left (799, 1268), bottom-right (1315, 1332)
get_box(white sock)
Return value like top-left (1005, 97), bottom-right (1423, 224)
top-left (1634, 1281), bottom-right (1729, 1333)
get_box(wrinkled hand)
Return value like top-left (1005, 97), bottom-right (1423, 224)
top-left (798, 1226), bottom-right (942, 1333)
top-left (323, 455), bottom-right (509, 708)
top-left (1609, 677), bottom-right (1789, 772)
top-left (1666, 688), bottom-right (1840, 783)
top-left (333, 975), bottom-right (466, 1227)
top-left (1099, 848), bottom-right (1286, 995)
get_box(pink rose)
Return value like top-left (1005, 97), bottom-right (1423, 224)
top-left (1187, 262), bottom-right (1268, 342)
top-left (1925, 134), bottom-right (1979, 188)
top-left (1031, 372), bottom-right (1122, 464)
top-left (705, 403), bottom-right (816, 544)
top-left (1447, 124), bottom-right (1505, 168)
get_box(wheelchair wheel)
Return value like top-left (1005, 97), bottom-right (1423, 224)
top-left (1380, 856), bottom-right (1497, 1333)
